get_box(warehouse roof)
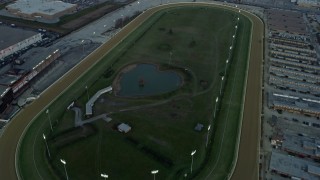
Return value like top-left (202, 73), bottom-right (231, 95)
top-left (7, 0), bottom-right (76, 16)
top-left (0, 74), bottom-right (21, 86)
top-left (0, 85), bottom-right (10, 98)
top-left (282, 134), bottom-right (320, 158)
top-left (0, 26), bottom-right (37, 50)
top-left (15, 49), bottom-right (50, 71)
top-left (267, 9), bottom-right (306, 34)
top-left (270, 151), bottom-right (320, 180)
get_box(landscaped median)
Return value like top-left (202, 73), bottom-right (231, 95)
top-left (0, 3), bottom-right (261, 180)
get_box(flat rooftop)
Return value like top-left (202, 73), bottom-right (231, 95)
top-left (269, 75), bottom-right (320, 93)
top-left (0, 74), bottom-right (21, 86)
top-left (270, 151), bottom-right (320, 180)
top-left (15, 48), bottom-right (51, 71)
top-left (0, 85), bottom-right (10, 97)
top-left (267, 9), bottom-right (306, 34)
top-left (0, 26), bottom-right (38, 50)
top-left (7, 0), bottom-right (76, 16)
top-left (282, 134), bottom-right (320, 158)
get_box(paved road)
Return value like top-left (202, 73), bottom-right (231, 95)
top-left (0, 2), bottom-right (263, 180)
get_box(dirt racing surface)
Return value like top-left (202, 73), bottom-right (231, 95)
top-left (230, 8), bottom-right (263, 180)
top-left (0, 3), bottom-right (263, 180)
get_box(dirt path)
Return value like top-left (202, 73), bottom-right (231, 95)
top-left (0, 3), bottom-right (263, 180)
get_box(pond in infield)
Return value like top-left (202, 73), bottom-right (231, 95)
top-left (117, 63), bottom-right (182, 97)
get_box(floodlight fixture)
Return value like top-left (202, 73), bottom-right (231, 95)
top-left (151, 170), bottom-right (159, 174)
top-left (190, 150), bottom-right (197, 173)
top-left (60, 159), bottom-right (66, 165)
top-left (101, 173), bottom-right (108, 178)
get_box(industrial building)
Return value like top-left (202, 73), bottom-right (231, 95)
top-left (263, 4), bottom-right (320, 180)
top-left (269, 75), bottom-right (320, 95)
top-left (0, 49), bottom-right (60, 119)
top-left (270, 151), bottom-right (320, 180)
top-left (269, 66), bottom-right (320, 84)
top-left (297, 0), bottom-right (320, 8)
top-left (0, 85), bottom-right (13, 115)
top-left (282, 134), bottom-right (320, 160)
top-left (267, 14), bottom-right (320, 100)
top-left (268, 92), bottom-right (320, 117)
top-left (6, 0), bottom-right (77, 20)
top-left (0, 49), bottom-right (60, 96)
top-left (0, 26), bottom-right (42, 61)
top-left (267, 9), bottom-right (307, 35)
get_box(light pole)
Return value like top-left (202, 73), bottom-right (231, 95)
top-left (121, 14), bottom-right (124, 27)
top-left (206, 125), bottom-right (211, 148)
top-left (169, 51), bottom-right (173, 65)
top-left (214, 97), bottom-right (219, 118)
top-left (43, 134), bottom-right (51, 158)
top-left (151, 170), bottom-right (159, 180)
top-left (220, 76), bottom-right (224, 95)
top-left (190, 150), bottom-right (196, 173)
top-left (81, 40), bottom-right (85, 55)
top-left (85, 86), bottom-right (89, 101)
top-left (101, 173), bottom-right (108, 179)
top-left (224, 59), bottom-right (229, 76)
top-left (46, 109), bottom-right (53, 132)
top-left (60, 159), bottom-right (69, 180)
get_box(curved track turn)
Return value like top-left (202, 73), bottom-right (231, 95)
top-left (0, 3), bottom-right (263, 180)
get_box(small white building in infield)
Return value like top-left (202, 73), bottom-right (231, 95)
top-left (118, 123), bottom-right (131, 133)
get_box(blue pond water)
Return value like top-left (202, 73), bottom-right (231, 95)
top-left (118, 64), bottom-right (182, 97)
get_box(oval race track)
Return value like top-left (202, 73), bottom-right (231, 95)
top-left (0, 2), bottom-right (263, 180)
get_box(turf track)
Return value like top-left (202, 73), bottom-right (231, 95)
top-left (0, 3), bottom-right (263, 180)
